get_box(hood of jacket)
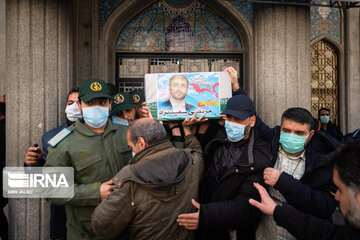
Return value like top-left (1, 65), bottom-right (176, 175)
top-left (116, 140), bottom-right (191, 191)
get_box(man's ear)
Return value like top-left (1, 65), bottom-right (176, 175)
top-left (309, 130), bottom-right (315, 139)
top-left (305, 130), bottom-right (315, 145)
top-left (77, 101), bottom-right (82, 113)
top-left (137, 137), bottom-right (147, 150)
top-left (249, 116), bottom-right (256, 127)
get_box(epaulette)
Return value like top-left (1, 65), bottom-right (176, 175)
top-left (112, 116), bottom-right (129, 126)
top-left (48, 125), bottom-right (74, 147)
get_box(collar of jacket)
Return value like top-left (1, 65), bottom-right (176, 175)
top-left (204, 127), bottom-right (271, 172)
top-left (272, 127), bottom-right (340, 176)
top-left (129, 140), bottom-right (173, 164)
top-left (73, 119), bottom-right (116, 137)
top-left (114, 140), bottom-right (191, 190)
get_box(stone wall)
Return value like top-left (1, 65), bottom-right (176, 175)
top-left (254, 4), bottom-right (311, 127)
top-left (0, 0), bottom-right (6, 99)
top-left (6, 0), bottom-right (73, 239)
top-left (346, 8), bottom-right (360, 133)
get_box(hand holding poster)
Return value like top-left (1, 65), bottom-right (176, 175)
top-left (145, 72), bottom-right (232, 121)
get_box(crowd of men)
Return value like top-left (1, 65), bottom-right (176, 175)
top-left (1, 66), bottom-right (358, 240)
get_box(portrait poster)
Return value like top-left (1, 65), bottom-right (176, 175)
top-left (145, 72), bottom-right (232, 121)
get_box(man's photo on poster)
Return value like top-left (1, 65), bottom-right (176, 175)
top-left (157, 72), bottom-right (221, 119)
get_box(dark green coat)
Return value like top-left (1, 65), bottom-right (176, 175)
top-left (45, 119), bottom-right (131, 240)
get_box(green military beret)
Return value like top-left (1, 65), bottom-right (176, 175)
top-left (78, 78), bottom-right (112, 102)
top-left (131, 89), bottom-right (145, 107)
top-left (110, 92), bottom-right (136, 116)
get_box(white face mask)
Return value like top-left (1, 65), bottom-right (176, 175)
top-left (65, 102), bottom-right (82, 122)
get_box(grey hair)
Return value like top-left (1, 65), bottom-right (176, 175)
top-left (128, 118), bottom-right (168, 145)
top-left (345, 185), bottom-right (360, 228)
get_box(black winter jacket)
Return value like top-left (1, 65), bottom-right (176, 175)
top-left (319, 121), bottom-right (343, 142)
top-left (255, 116), bottom-right (339, 220)
top-left (197, 127), bottom-right (272, 240)
top-left (274, 204), bottom-right (360, 240)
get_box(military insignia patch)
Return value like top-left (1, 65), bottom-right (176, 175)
top-left (90, 82), bottom-right (102, 92)
top-left (114, 94), bottom-right (124, 104)
top-left (133, 94), bottom-right (140, 103)
top-left (48, 128), bottom-right (71, 147)
top-left (112, 116), bottom-right (129, 126)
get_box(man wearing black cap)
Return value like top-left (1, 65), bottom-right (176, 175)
top-left (45, 78), bottom-right (131, 240)
top-left (177, 94), bottom-right (272, 240)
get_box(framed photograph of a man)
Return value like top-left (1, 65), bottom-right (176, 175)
top-left (145, 72), bottom-right (232, 121)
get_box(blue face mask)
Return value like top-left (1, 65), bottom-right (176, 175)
top-left (320, 115), bottom-right (330, 124)
top-left (279, 132), bottom-right (310, 154)
top-left (82, 106), bottom-right (109, 128)
top-left (225, 119), bottom-right (250, 142)
top-left (132, 141), bottom-right (140, 158)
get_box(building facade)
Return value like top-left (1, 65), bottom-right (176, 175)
top-left (1, 0), bottom-right (359, 239)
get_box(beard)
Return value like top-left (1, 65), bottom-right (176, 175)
top-left (170, 92), bottom-right (186, 100)
top-left (344, 189), bottom-right (360, 229)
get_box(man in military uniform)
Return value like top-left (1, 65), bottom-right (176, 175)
top-left (132, 89), bottom-right (144, 108)
top-left (45, 78), bottom-right (131, 240)
top-left (111, 91), bottom-right (137, 125)
top-left (132, 89), bottom-right (152, 119)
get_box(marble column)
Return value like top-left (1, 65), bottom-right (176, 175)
top-left (6, 0), bottom-right (73, 239)
top-left (254, 4), bottom-right (311, 127)
top-left (345, 8), bottom-right (360, 133)
top-left (0, 0), bottom-right (6, 98)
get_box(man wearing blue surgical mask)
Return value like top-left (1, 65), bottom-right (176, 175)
top-left (318, 107), bottom-right (343, 141)
top-left (45, 78), bottom-right (131, 240)
top-left (177, 94), bottom-right (273, 240)
top-left (255, 107), bottom-right (340, 240)
top-left (24, 88), bottom-right (81, 240)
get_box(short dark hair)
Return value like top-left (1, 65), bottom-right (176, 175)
top-left (326, 140), bottom-right (360, 192)
top-left (318, 107), bottom-right (330, 116)
top-left (67, 87), bottom-right (79, 101)
top-left (128, 118), bottom-right (167, 146)
top-left (281, 107), bottom-right (313, 131)
top-left (169, 75), bottom-right (189, 86)
top-left (0, 102), bottom-right (5, 116)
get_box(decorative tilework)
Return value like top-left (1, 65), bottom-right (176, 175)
top-left (310, 0), bottom-right (340, 42)
top-left (115, 0), bottom-right (242, 52)
top-left (231, 1), bottom-right (253, 26)
top-left (100, 0), bottom-right (123, 27)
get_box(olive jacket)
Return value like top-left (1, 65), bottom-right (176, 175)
top-left (45, 119), bottom-right (131, 240)
top-left (91, 134), bottom-right (204, 240)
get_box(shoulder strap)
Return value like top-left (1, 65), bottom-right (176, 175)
top-left (47, 126), bottom-right (74, 147)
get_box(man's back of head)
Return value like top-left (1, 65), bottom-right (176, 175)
top-left (327, 139), bottom-right (360, 190)
top-left (128, 118), bottom-right (167, 146)
top-left (326, 139), bottom-right (360, 228)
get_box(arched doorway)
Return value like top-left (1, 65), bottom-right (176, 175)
top-left (112, 0), bottom-right (246, 92)
top-left (311, 40), bottom-right (339, 124)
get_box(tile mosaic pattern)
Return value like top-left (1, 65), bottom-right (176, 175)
top-left (310, 0), bottom-right (340, 42)
top-left (230, 1), bottom-right (253, 26)
top-left (115, 0), bottom-right (242, 52)
top-left (100, 0), bottom-right (123, 27)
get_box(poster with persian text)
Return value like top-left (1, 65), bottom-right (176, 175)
top-left (145, 72), bottom-right (232, 121)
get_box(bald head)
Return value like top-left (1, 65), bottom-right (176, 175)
top-left (127, 118), bottom-right (167, 146)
